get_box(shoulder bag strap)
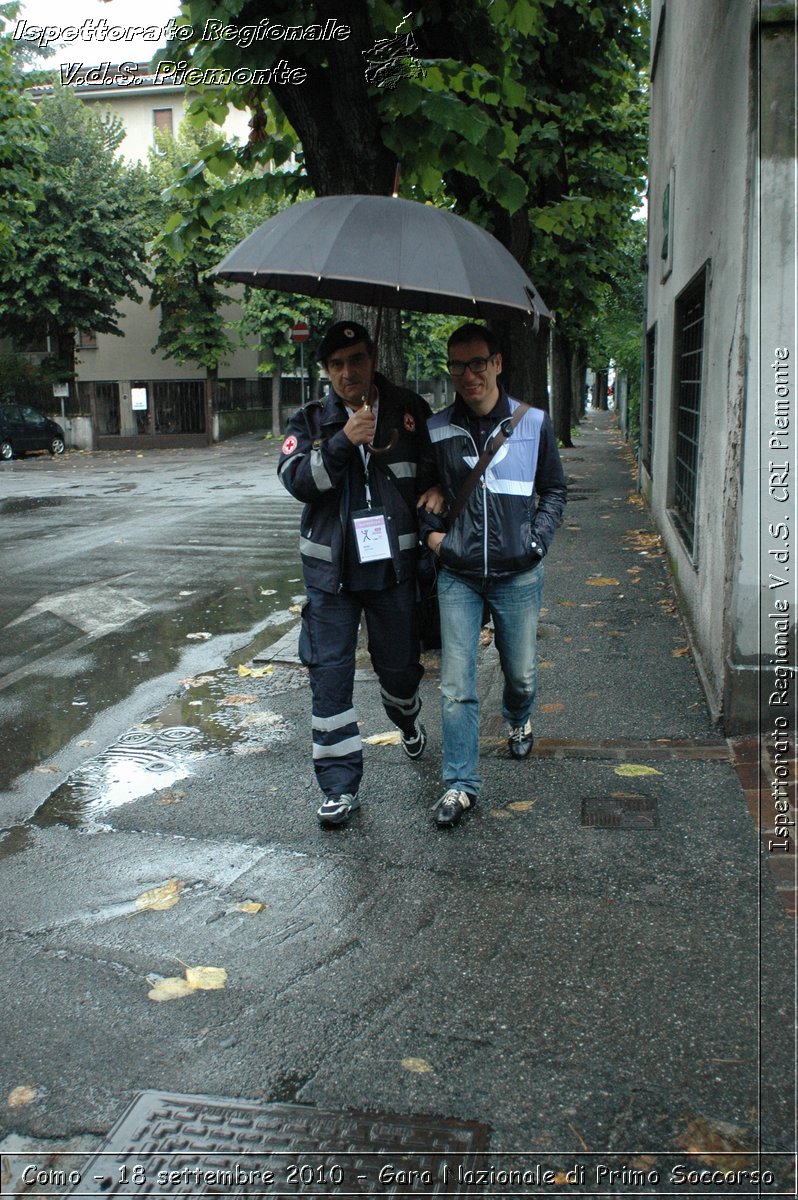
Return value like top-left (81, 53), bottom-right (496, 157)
top-left (445, 402), bottom-right (531, 530)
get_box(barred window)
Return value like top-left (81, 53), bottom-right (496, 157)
top-left (671, 270), bottom-right (707, 554)
top-left (643, 325), bottom-right (656, 472)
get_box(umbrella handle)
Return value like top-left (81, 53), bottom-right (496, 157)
top-left (362, 401), bottom-right (398, 455)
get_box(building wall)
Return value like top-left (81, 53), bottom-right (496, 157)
top-left (644, 0), bottom-right (756, 727)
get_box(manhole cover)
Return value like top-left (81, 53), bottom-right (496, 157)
top-left (581, 795), bottom-right (659, 829)
top-left (71, 1091), bottom-right (489, 1195)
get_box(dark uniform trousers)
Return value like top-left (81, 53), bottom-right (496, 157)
top-left (299, 580), bottom-right (423, 798)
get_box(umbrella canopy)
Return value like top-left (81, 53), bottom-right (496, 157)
top-left (211, 194), bottom-right (550, 324)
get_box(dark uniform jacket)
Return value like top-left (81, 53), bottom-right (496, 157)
top-left (421, 390), bottom-right (567, 578)
top-left (277, 373), bottom-right (437, 594)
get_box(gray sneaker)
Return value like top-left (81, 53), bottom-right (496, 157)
top-left (401, 720), bottom-right (427, 759)
top-left (317, 792), bottom-right (360, 827)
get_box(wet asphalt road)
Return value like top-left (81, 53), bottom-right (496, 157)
top-left (0, 418), bottom-right (793, 1193)
top-left (0, 434), bottom-right (303, 823)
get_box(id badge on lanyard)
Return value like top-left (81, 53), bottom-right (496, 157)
top-left (351, 443), bottom-right (392, 563)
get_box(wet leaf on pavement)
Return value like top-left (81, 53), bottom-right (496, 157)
top-left (401, 1057), bottom-right (433, 1074)
top-left (235, 901), bottom-right (265, 914)
top-left (7, 1085), bottom-right (37, 1108)
top-left (180, 674), bottom-right (215, 688)
top-left (675, 1115), bottom-right (756, 1169)
top-left (134, 879), bottom-right (184, 912)
top-left (220, 693), bottom-right (259, 705)
top-left (541, 702), bottom-right (565, 713)
top-left (363, 731), bottom-right (401, 745)
top-left (186, 631), bottom-right (212, 640)
top-left (157, 789), bottom-right (186, 805)
top-left (586, 576), bottom-right (620, 586)
top-left (289, 604), bottom-right (303, 614)
top-left (259, 588), bottom-right (277, 595)
top-left (34, 765), bottom-right (60, 774)
top-left (614, 764), bottom-right (663, 777)
top-left (237, 664), bottom-right (274, 677)
top-left (672, 646), bottom-right (690, 657)
top-left (147, 976), bottom-right (196, 1002)
top-left (147, 965), bottom-right (228, 1002)
top-left (185, 966), bottom-right (228, 991)
top-left (507, 800), bottom-right (538, 813)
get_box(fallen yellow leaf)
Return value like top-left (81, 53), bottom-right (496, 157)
top-left (236, 901), bottom-right (265, 914)
top-left (614, 764), bottom-right (663, 777)
top-left (541, 702), bottom-right (565, 713)
top-left (507, 800), bottom-right (538, 813)
top-left (289, 604), bottom-right (303, 614)
top-left (134, 879), bottom-right (184, 912)
top-left (363, 731), bottom-right (401, 745)
top-left (586, 577), bottom-right (620, 586)
top-left (185, 966), bottom-right (228, 991)
top-left (401, 1057), bottom-right (433, 1074)
top-left (147, 976), bottom-right (196, 1002)
top-left (237, 664), bottom-right (274, 677)
top-left (672, 647), bottom-right (690, 657)
top-left (7, 1085), bottom-right (37, 1108)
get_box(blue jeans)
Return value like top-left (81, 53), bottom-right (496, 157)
top-left (437, 564), bottom-right (544, 796)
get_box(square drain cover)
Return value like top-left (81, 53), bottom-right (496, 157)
top-left (581, 795), bottom-right (658, 829)
top-left (72, 1091), bottom-right (489, 1195)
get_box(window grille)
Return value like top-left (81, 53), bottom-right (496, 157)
top-left (672, 272), bottom-right (706, 554)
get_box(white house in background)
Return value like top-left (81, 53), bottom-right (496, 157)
top-left (26, 64), bottom-right (278, 449)
top-left (642, 0), bottom-right (796, 733)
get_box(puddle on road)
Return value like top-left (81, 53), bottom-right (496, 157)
top-left (0, 575), bottom-right (306, 793)
top-left (0, 496), bottom-right (66, 515)
top-left (31, 659), bottom-right (306, 833)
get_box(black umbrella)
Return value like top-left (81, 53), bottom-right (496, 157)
top-left (212, 193), bottom-right (550, 450)
top-left (211, 194), bottom-right (550, 323)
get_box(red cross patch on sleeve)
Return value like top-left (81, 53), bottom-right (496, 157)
top-left (281, 434), bottom-right (298, 455)
top-left (403, 412), bottom-right (416, 433)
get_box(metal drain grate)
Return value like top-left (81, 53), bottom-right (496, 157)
top-left (70, 1091), bottom-right (490, 1196)
top-left (581, 795), bottom-right (659, 829)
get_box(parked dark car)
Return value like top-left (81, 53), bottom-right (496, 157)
top-left (0, 404), bottom-right (66, 460)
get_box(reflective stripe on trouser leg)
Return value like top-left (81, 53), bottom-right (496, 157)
top-left (311, 706), bottom-right (362, 791)
top-left (302, 587), bottom-right (363, 798)
top-left (379, 686), bottom-right (421, 729)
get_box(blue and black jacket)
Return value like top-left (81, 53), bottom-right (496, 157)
top-left (421, 389), bottom-right (567, 578)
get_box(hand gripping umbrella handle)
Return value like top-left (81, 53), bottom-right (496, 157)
top-left (362, 401), bottom-right (398, 455)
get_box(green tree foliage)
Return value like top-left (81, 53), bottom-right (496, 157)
top-left (0, 86), bottom-right (154, 383)
top-left (152, 0), bottom-right (647, 410)
top-left (0, 8), bottom-right (46, 254)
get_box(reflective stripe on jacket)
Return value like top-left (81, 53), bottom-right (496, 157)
top-left (278, 374), bottom-right (436, 593)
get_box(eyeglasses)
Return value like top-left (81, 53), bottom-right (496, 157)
top-left (447, 355), bottom-right (496, 377)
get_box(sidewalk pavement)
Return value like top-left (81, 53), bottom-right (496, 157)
top-left (1, 411), bottom-right (794, 1191)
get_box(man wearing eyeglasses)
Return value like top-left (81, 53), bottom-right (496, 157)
top-left (421, 323), bottom-right (567, 828)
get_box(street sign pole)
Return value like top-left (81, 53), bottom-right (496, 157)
top-left (299, 341), bottom-right (305, 404)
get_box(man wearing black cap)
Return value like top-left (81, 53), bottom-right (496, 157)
top-left (278, 321), bottom-right (442, 827)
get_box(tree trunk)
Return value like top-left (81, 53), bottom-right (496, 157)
top-left (550, 326), bottom-right (573, 447)
top-left (570, 339), bottom-right (588, 425)
top-left (595, 369), bottom-right (609, 410)
top-left (271, 356), bottom-right (283, 436)
top-left (204, 367), bottom-right (217, 444)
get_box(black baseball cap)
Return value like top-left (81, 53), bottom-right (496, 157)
top-left (316, 321), bottom-right (374, 363)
